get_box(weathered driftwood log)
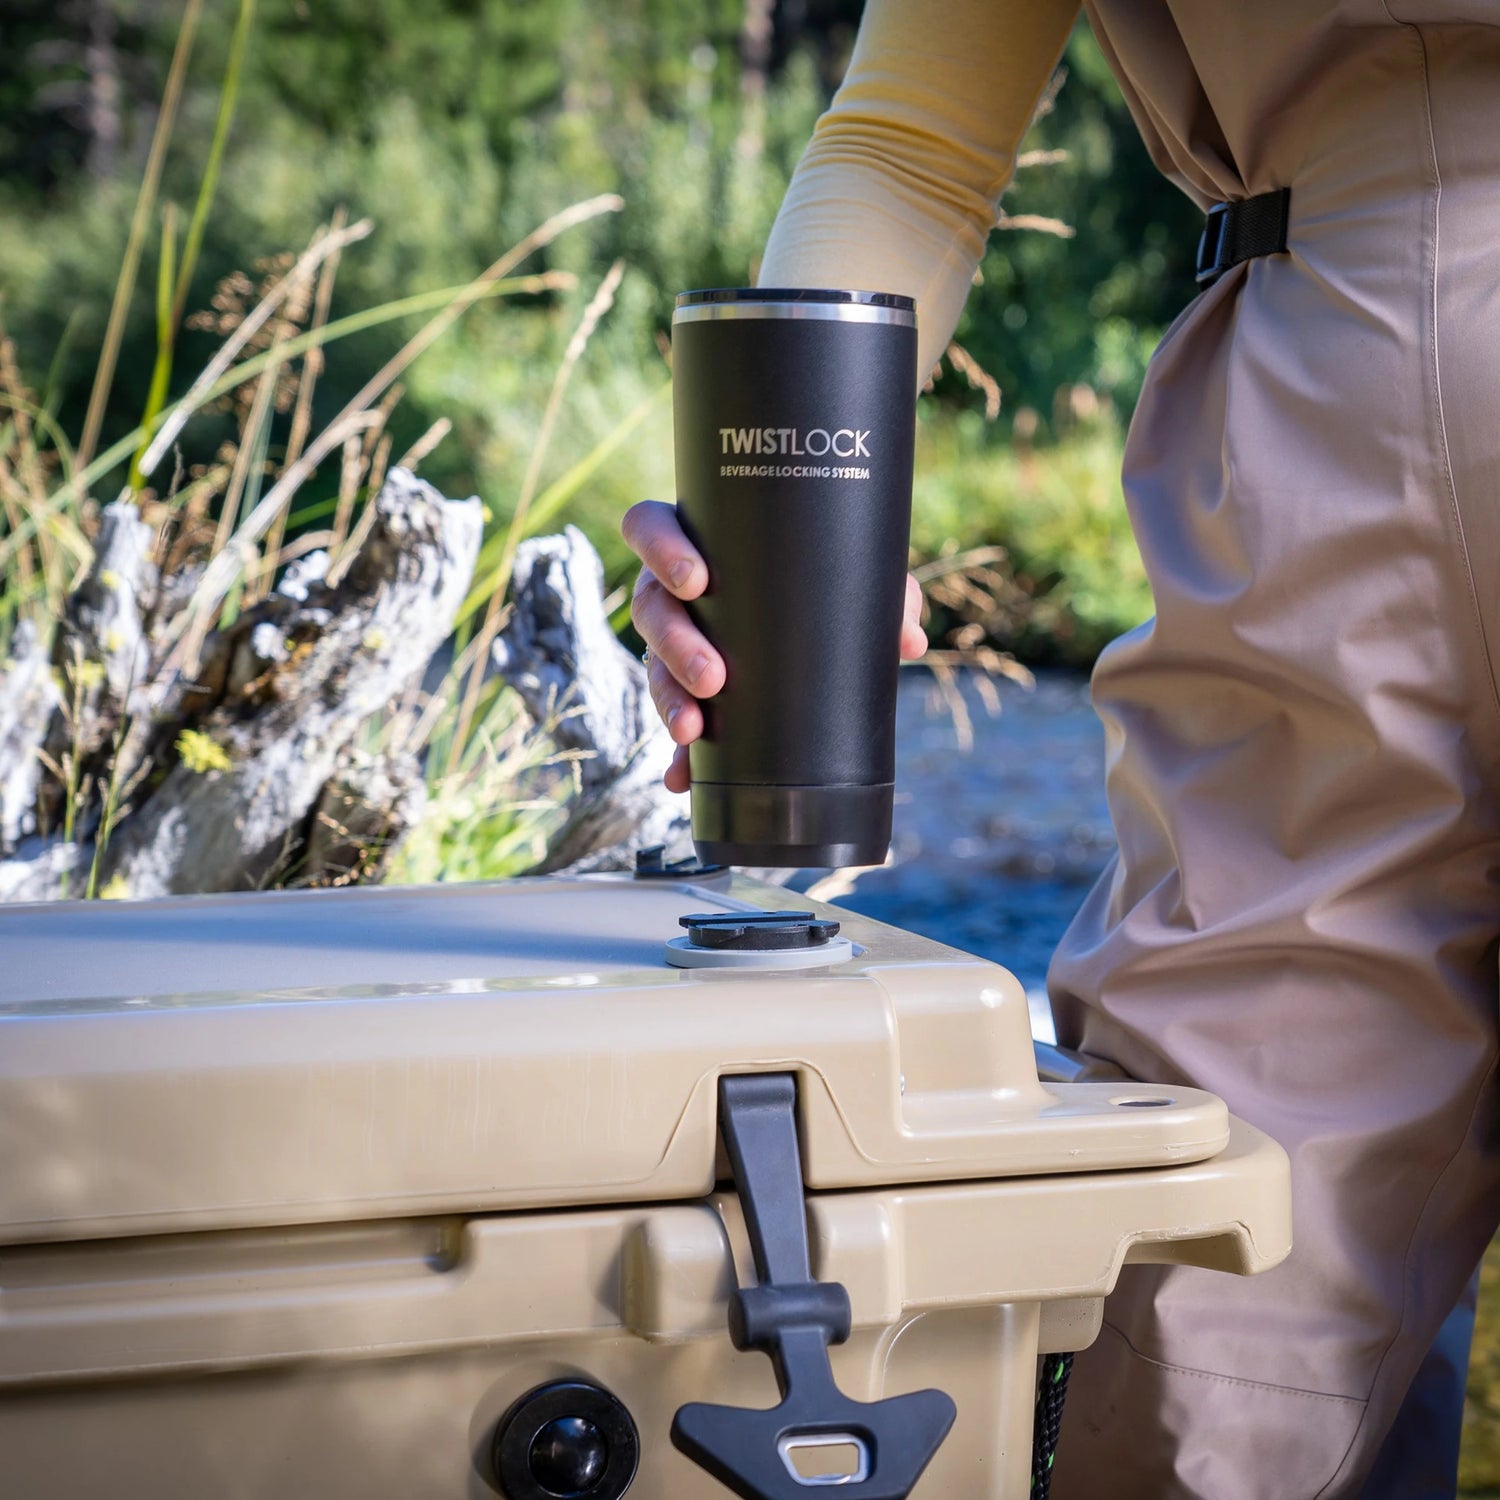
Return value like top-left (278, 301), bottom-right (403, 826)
top-left (492, 525), bottom-right (688, 873)
top-left (102, 470), bottom-right (480, 896)
top-left (0, 622), bottom-right (59, 855)
top-left (0, 837), bottom-right (88, 904)
top-left (2, 495), bottom-right (712, 899)
top-left (55, 499), bottom-right (154, 710)
top-left (35, 500), bottom-right (157, 835)
top-left (303, 746), bottom-right (427, 886)
top-left (0, 468), bottom-right (480, 901)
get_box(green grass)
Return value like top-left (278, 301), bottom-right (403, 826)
top-left (911, 407), bottom-right (1151, 668)
top-left (1462, 1238), bottom-right (1500, 1492)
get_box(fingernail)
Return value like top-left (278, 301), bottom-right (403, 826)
top-left (685, 653), bottom-right (708, 686)
top-left (668, 560), bottom-right (693, 590)
top-left (666, 705), bottom-right (681, 733)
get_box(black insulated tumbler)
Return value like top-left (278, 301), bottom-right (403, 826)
top-left (672, 287), bottom-right (918, 868)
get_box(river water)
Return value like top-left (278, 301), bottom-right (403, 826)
top-left (830, 668), bottom-right (1114, 1043)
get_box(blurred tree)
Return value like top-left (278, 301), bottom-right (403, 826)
top-left (248, 0), bottom-right (574, 156)
top-left (0, 2), bottom-right (1204, 495)
top-left (0, 0), bottom-right (176, 189)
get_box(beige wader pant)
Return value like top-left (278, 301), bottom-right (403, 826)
top-left (1048, 7), bottom-right (1500, 1497)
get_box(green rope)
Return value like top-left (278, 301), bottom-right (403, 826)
top-left (1030, 1352), bottom-right (1075, 1498)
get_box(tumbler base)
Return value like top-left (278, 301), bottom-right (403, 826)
top-left (690, 781), bottom-right (893, 869)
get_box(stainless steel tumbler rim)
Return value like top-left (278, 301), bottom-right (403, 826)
top-left (678, 300), bottom-right (912, 327)
top-left (677, 286), bottom-right (914, 307)
top-left (674, 302), bottom-right (917, 327)
top-left (673, 287), bottom-right (916, 329)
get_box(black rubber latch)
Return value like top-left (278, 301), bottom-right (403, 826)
top-left (679, 911), bottom-right (840, 952)
top-left (671, 1075), bottom-right (956, 1500)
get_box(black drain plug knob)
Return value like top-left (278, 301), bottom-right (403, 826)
top-left (493, 1381), bottom-right (638, 1499)
top-left (529, 1416), bottom-right (607, 1496)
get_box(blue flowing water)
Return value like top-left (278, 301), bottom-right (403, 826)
top-left (832, 669), bottom-right (1115, 1042)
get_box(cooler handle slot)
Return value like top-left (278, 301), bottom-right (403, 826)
top-left (671, 1073), bottom-right (955, 1500)
top-left (778, 1432), bottom-right (870, 1486)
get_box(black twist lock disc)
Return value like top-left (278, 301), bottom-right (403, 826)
top-left (679, 911), bottom-right (840, 951)
top-left (492, 1381), bottom-right (639, 1500)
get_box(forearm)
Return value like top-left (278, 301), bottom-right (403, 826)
top-left (760, 0), bottom-right (1079, 376)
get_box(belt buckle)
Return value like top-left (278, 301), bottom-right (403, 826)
top-left (1195, 201), bottom-right (1230, 287)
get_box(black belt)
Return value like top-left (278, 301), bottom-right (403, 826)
top-left (1195, 186), bottom-right (1291, 288)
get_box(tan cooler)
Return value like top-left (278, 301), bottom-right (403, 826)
top-left (0, 873), bottom-right (1291, 1499)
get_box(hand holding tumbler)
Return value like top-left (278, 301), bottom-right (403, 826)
top-left (671, 288), bottom-right (918, 868)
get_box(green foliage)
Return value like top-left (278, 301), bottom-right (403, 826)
top-left (385, 757), bottom-right (551, 885)
top-left (947, 25), bottom-right (1203, 418)
top-left (249, 0), bottom-right (574, 148)
top-left (1464, 1240), bottom-right (1500, 1495)
top-left (175, 727), bottom-right (232, 774)
top-left (0, 0), bottom-right (816, 501)
top-left (912, 408), bottom-right (1151, 667)
top-left (1, 6), bottom-right (1199, 515)
top-left (1, 2), bottom-right (1187, 695)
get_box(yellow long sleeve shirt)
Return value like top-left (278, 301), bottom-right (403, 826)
top-left (758, 0), bottom-right (1080, 376)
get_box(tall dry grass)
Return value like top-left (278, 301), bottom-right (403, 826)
top-left (1, 148), bottom-right (653, 892)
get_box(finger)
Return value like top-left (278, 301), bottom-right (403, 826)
top-left (647, 655), bottom-right (705, 744)
top-left (900, 572), bottom-right (927, 660)
top-left (621, 500), bottom-right (708, 600)
top-left (632, 573), bottom-right (726, 697)
top-left (664, 743), bottom-right (692, 794)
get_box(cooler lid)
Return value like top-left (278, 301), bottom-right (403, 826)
top-left (0, 875), bottom-right (1229, 1244)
